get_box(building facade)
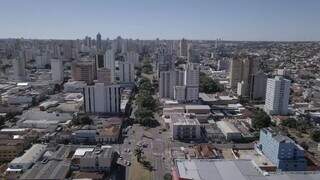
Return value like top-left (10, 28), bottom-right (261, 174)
top-left (51, 58), bottom-right (64, 82)
top-left (258, 128), bottom-right (306, 171)
top-left (83, 83), bottom-right (121, 114)
top-left (264, 76), bottom-right (291, 115)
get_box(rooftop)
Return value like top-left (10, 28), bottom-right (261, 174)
top-left (20, 160), bottom-right (70, 180)
top-left (175, 159), bottom-right (320, 180)
top-left (171, 113), bottom-right (200, 125)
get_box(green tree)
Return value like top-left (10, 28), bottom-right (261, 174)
top-left (199, 72), bottom-right (223, 93)
top-left (280, 118), bottom-right (298, 128)
top-left (164, 173), bottom-right (172, 180)
top-left (311, 129), bottom-right (320, 142)
top-left (0, 116), bottom-right (5, 127)
top-left (252, 110), bottom-right (271, 130)
top-left (141, 58), bottom-right (153, 74)
top-left (73, 115), bottom-right (93, 125)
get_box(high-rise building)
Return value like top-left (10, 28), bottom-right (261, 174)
top-left (118, 61), bottom-right (135, 83)
top-left (104, 49), bottom-right (115, 83)
top-left (264, 76), bottom-right (291, 115)
top-left (230, 56), bottom-right (258, 96)
top-left (96, 33), bottom-right (102, 50)
top-left (126, 51), bottom-right (139, 67)
top-left (95, 53), bottom-right (105, 69)
top-left (71, 61), bottom-right (95, 85)
top-left (249, 72), bottom-right (268, 100)
top-left (13, 52), bottom-right (26, 81)
top-left (97, 68), bottom-right (111, 84)
top-left (160, 63), bottom-right (199, 102)
top-left (159, 70), bottom-right (184, 99)
top-left (83, 83), bottom-right (121, 114)
top-left (51, 58), bottom-right (64, 82)
top-left (179, 38), bottom-right (188, 58)
top-left (184, 63), bottom-right (200, 102)
top-left (258, 128), bottom-right (306, 171)
top-left (187, 44), bottom-right (200, 63)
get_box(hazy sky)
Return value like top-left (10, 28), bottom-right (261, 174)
top-left (0, 0), bottom-right (319, 41)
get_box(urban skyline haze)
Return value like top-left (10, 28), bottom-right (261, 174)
top-left (0, 0), bottom-right (320, 41)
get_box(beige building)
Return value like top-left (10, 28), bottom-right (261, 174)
top-left (97, 68), bottom-right (112, 84)
top-left (0, 138), bottom-right (25, 162)
top-left (71, 61), bottom-right (96, 85)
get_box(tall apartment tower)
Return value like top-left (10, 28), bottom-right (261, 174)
top-left (51, 58), bottom-right (64, 82)
top-left (95, 53), bottom-right (105, 69)
top-left (159, 70), bottom-right (184, 99)
top-left (13, 57), bottom-right (26, 81)
top-left (104, 49), bottom-right (115, 83)
top-left (249, 72), bottom-right (268, 100)
top-left (83, 83), bottom-right (121, 114)
top-left (264, 76), bottom-right (291, 115)
top-left (118, 61), bottom-right (135, 83)
top-left (184, 63), bottom-right (200, 101)
top-left (229, 56), bottom-right (258, 95)
top-left (179, 38), bottom-right (188, 58)
top-left (96, 33), bottom-right (102, 50)
top-left (71, 61), bottom-right (95, 85)
top-left (126, 51), bottom-right (139, 67)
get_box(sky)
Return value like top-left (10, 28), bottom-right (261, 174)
top-left (0, 0), bottom-right (319, 41)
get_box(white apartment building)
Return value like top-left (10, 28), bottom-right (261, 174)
top-left (170, 113), bottom-right (201, 140)
top-left (118, 61), bottom-right (135, 83)
top-left (264, 76), bottom-right (291, 115)
top-left (104, 49), bottom-right (115, 83)
top-left (51, 58), bottom-right (64, 82)
top-left (83, 83), bottom-right (121, 114)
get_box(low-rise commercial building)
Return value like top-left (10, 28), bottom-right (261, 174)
top-left (216, 120), bottom-right (242, 141)
top-left (170, 113), bottom-right (202, 140)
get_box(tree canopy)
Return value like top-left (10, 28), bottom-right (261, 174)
top-left (141, 57), bottom-right (153, 74)
top-left (199, 72), bottom-right (223, 93)
top-left (252, 110), bottom-right (271, 130)
top-left (311, 129), bottom-right (320, 142)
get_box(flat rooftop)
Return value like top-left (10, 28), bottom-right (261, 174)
top-left (236, 150), bottom-right (275, 167)
top-left (20, 160), bottom-right (70, 179)
top-left (171, 113), bottom-right (200, 125)
top-left (175, 159), bottom-right (320, 180)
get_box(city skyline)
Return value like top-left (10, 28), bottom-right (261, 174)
top-left (1, 0), bottom-right (320, 41)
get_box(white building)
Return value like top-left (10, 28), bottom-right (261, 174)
top-left (104, 49), bottom-right (115, 83)
top-left (174, 86), bottom-right (186, 102)
top-left (72, 146), bottom-right (114, 172)
top-left (126, 51), bottom-right (139, 67)
top-left (118, 61), bottom-right (135, 83)
top-left (51, 58), bottom-right (64, 82)
top-left (185, 63), bottom-right (200, 101)
top-left (83, 83), bottom-right (121, 114)
top-left (8, 144), bottom-right (47, 171)
top-left (264, 76), bottom-right (291, 115)
top-left (216, 120), bottom-right (242, 141)
top-left (170, 113), bottom-right (201, 140)
top-left (159, 70), bottom-right (184, 99)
